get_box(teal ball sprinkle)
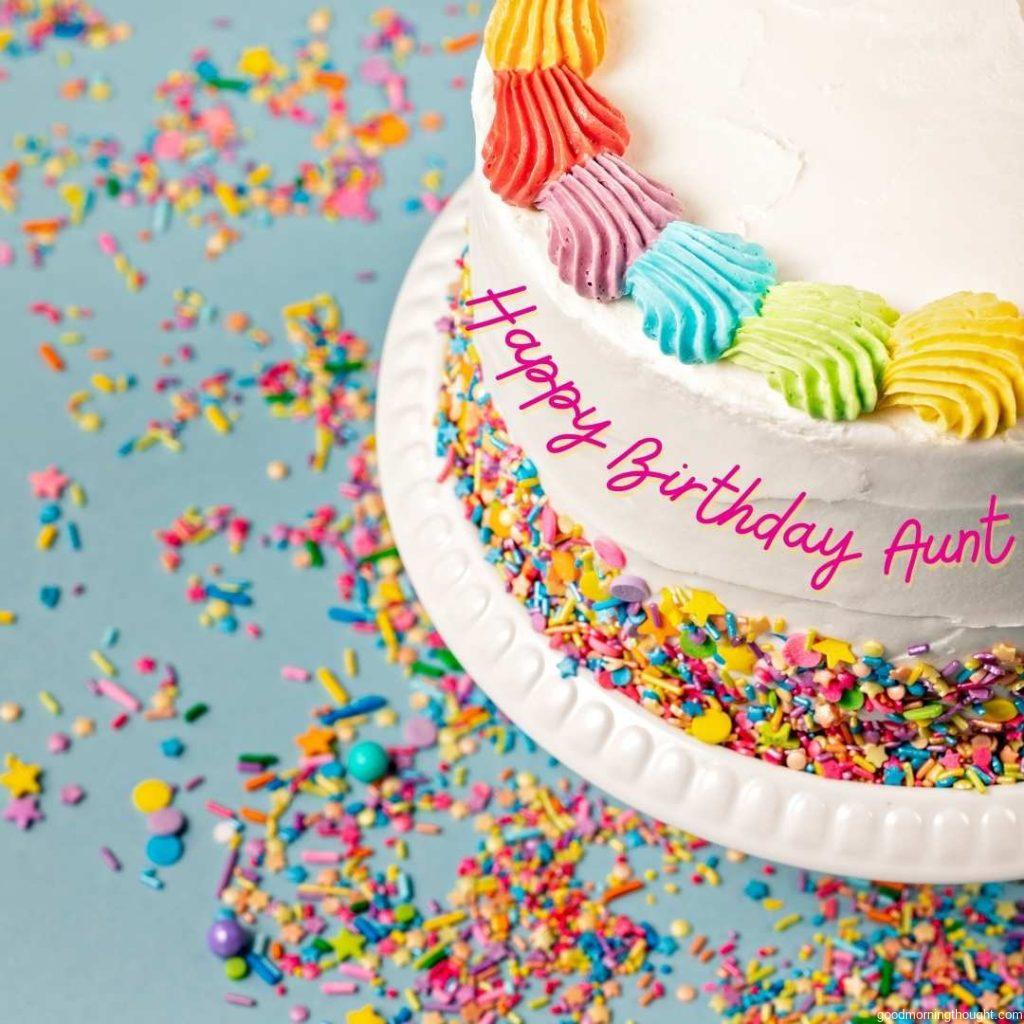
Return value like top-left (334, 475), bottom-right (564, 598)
top-left (346, 740), bottom-right (390, 783)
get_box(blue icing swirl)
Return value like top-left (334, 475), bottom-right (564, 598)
top-left (625, 221), bottom-right (776, 363)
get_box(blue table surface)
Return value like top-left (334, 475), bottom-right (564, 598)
top-left (3, 4), bottom-right (1013, 1023)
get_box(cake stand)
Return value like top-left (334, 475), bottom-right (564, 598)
top-left (377, 184), bottom-right (1024, 884)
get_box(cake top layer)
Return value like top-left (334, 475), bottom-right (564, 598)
top-left (597, 0), bottom-right (1024, 311)
top-left (477, 0), bottom-right (1024, 442)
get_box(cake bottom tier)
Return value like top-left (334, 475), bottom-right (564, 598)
top-left (434, 246), bottom-right (1024, 791)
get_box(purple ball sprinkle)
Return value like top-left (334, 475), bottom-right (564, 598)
top-left (207, 917), bottom-right (249, 959)
top-left (609, 574), bottom-right (651, 604)
top-left (147, 806), bottom-right (186, 836)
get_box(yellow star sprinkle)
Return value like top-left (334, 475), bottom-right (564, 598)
top-left (329, 929), bottom-right (366, 961)
top-left (718, 643), bottom-right (756, 675)
top-left (681, 589), bottom-right (726, 627)
top-left (811, 637), bottom-right (856, 669)
top-left (0, 753), bottom-right (42, 797)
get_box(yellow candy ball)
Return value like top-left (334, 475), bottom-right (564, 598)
top-left (690, 708), bottom-right (733, 745)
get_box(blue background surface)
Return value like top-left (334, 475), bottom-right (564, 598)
top-left (0, 3), bottom-right (823, 1022)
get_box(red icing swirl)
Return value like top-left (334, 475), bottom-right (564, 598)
top-left (483, 66), bottom-right (630, 208)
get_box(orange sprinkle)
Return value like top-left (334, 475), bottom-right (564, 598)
top-left (243, 770), bottom-right (276, 792)
top-left (22, 218), bottom-right (64, 235)
top-left (601, 879), bottom-right (644, 904)
top-left (239, 806), bottom-right (268, 824)
top-left (2, 161), bottom-right (20, 183)
top-left (356, 112), bottom-right (409, 147)
top-left (442, 32), bottom-right (480, 54)
top-left (313, 71), bottom-right (348, 91)
top-left (38, 343), bottom-right (66, 372)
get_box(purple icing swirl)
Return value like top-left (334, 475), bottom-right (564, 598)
top-left (537, 153), bottom-right (682, 301)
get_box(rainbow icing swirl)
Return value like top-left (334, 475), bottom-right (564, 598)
top-left (537, 153), bottom-right (682, 301)
top-left (726, 283), bottom-right (897, 420)
top-left (880, 292), bottom-right (1024, 440)
top-left (626, 222), bottom-right (775, 364)
top-left (480, 0), bottom-right (1023, 439)
top-left (483, 67), bottom-right (629, 207)
top-left (484, 0), bottom-right (607, 78)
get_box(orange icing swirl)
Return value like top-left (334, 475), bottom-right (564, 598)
top-left (483, 66), bottom-right (629, 207)
top-left (880, 292), bottom-right (1024, 439)
top-left (484, 0), bottom-right (607, 78)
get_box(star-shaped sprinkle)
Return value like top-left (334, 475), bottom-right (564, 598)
top-left (329, 929), bottom-right (366, 961)
top-left (812, 637), bottom-right (856, 670)
top-left (0, 753), bottom-right (42, 797)
top-left (718, 642), bottom-right (756, 675)
top-left (28, 465), bottom-right (70, 500)
top-left (3, 796), bottom-right (43, 830)
top-left (680, 589), bottom-right (726, 628)
top-left (294, 725), bottom-right (336, 757)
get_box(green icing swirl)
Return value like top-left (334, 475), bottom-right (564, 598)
top-left (725, 283), bottom-right (899, 421)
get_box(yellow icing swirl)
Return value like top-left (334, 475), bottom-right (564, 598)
top-left (880, 292), bottom-right (1024, 440)
top-left (484, 0), bottom-right (607, 78)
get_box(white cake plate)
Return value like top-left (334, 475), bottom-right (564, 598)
top-left (378, 184), bottom-right (1024, 884)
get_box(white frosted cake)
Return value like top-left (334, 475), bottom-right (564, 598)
top-left (435, 0), bottom-right (1024, 788)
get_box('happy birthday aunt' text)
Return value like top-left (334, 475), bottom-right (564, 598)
top-left (465, 285), bottom-right (1016, 592)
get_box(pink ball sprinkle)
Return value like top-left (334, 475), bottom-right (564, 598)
top-left (288, 1006), bottom-right (310, 1023)
top-left (783, 633), bottom-right (823, 669)
top-left (403, 716), bottom-right (438, 749)
top-left (48, 732), bottom-right (71, 754)
top-left (593, 536), bottom-right (626, 570)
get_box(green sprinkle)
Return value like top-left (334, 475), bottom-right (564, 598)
top-left (208, 76), bottom-right (249, 92)
top-left (431, 649), bottom-right (463, 672)
top-left (306, 540), bottom-right (324, 568)
top-left (394, 903), bottom-right (417, 925)
top-left (184, 702), bottom-right (209, 723)
top-left (880, 959), bottom-right (894, 997)
top-left (902, 703), bottom-right (944, 722)
top-left (413, 944), bottom-right (449, 970)
top-left (359, 546), bottom-right (399, 566)
top-left (838, 688), bottom-right (866, 711)
top-left (238, 753), bottom-right (279, 766)
top-left (410, 661), bottom-right (445, 679)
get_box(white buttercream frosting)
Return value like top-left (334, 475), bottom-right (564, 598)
top-left (469, 0), bottom-right (1024, 654)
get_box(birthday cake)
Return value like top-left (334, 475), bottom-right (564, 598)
top-left (438, 0), bottom-right (1024, 787)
